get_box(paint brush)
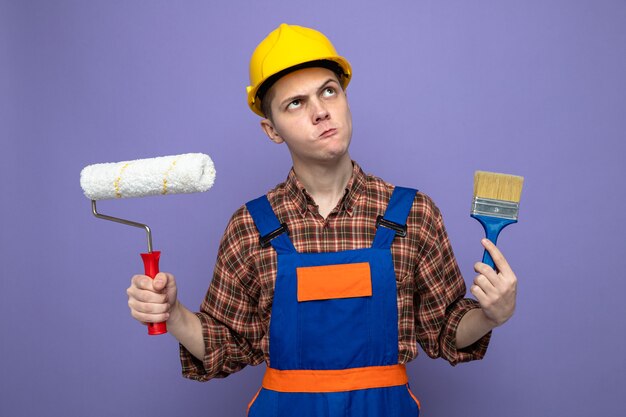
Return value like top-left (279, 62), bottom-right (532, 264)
top-left (471, 171), bottom-right (524, 269)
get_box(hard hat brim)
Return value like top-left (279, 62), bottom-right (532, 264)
top-left (247, 56), bottom-right (352, 118)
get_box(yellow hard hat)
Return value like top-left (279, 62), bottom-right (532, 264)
top-left (247, 23), bottom-right (352, 117)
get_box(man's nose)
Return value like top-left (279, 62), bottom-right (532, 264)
top-left (311, 99), bottom-right (330, 123)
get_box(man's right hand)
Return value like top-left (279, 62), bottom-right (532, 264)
top-left (127, 272), bottom-right (178, 325)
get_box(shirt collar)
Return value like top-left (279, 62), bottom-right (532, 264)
top-left (285, 161), bottom-right (366, 218)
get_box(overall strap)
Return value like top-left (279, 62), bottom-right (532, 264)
top-left (372, 186), bottom-right (418, 249)
top-left (245, 195), bottom-right (296, 254)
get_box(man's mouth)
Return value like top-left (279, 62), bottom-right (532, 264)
top-left (319, 128), bottom-right (337, 138)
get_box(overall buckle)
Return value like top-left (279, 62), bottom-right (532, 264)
top-left (376, 215), bottom-right (407, 238)
top-left (260, 223), bottom-right (289, 248)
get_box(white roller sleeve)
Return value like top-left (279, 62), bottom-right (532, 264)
top-left (80, 153), bottom-right (216, 200)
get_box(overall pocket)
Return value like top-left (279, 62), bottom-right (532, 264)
top-left (296, 262), bottom-right (373, 369)
top-left (406, 384), bottom-right (421, 415)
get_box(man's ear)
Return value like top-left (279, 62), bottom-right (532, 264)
top-left (260, 118), bottom-right (284, 144)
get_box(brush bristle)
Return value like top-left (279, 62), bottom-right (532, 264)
top-left (473, 171), bottom-right (524, 202)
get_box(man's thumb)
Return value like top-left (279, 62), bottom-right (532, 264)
top-left (153, 272), bottom-right (168, 291)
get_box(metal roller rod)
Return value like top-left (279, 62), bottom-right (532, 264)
top-left (91, 200), bottom-right (154, 253)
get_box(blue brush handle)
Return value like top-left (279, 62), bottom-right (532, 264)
top-left (471, 214), bottom-right (517, 269)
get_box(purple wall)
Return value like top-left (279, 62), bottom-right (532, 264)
top-left (2, 1), bottom-right (625, 416)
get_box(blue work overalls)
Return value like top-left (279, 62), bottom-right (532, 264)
top-left (245, 187), bottom-right (420, 417)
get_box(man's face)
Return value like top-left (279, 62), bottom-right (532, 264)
top-left (261, 67), bottom-right (353, 167)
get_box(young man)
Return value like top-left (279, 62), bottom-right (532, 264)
top-left (127, 24), bottom-right (517, 416)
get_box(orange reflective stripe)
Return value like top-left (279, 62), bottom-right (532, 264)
top-left (262, 364), bottom-right (408, 393)
top-left (246, 387), bottom-right (262, 416)
top-left (296, 262), bottom-right (372, 302)
top-left (407, 384), bottom-right (421, 410)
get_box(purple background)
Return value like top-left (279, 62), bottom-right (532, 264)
top-left (2, 1), bottom-right (625, 416)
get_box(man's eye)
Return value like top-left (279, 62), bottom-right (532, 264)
top-left (323, 87), bottom-right (336, 97)
top-left (287, 99), bottom-right (301, 110)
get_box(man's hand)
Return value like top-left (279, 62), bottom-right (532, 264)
top-left (127, 273), bottom-right (204, 359)
top-left (470, 238), bottom-right (518, 327)
top-left (127, 272), bottom-right (179, 325)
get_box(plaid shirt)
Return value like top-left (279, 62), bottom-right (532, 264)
top-left (180, 162), bottom-right (490, 381)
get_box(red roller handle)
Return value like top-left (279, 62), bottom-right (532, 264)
top-left (140, 251), bottom-right (168, 335)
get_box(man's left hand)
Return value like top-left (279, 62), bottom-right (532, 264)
top-left (470, 238), bottom-right (518, 327)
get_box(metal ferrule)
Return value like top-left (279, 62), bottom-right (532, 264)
top-left (471, 197), bottom-right (519, 220)
top-left (91, 200), bottom-right (154, 253)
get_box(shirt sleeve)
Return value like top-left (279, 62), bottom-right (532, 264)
top-left (413, 197), bottom-right (491, 366)
top-left (179, 207), bottom-right (265, 381)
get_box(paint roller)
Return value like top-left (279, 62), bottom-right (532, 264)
top-left (80, 153), bottom-right (216, 335)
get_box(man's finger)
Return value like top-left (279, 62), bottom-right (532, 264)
top-left (127, 285), bottom-right (168, 304)
top-left (130, 308), bottom-right (170, 324)
top-left (131, 274), bottom-right (155, 291)
top-left (128, 298), bottom-right (170, 315)
top-left (154, 272), bottom-right (176, 291)
top-left (481, 239), bottom-right (513, 276)
top-left (470, 284), bottom-right (488, 305)
top-left (153, 272), bottom-right (168, 291)
top-left (473, 272), bottom-right (496, 295)
top-left (474, 261), bottom-right (502, 290)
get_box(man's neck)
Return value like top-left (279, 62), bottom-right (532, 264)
top-left (292, 155), bottom-right (353, 218)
